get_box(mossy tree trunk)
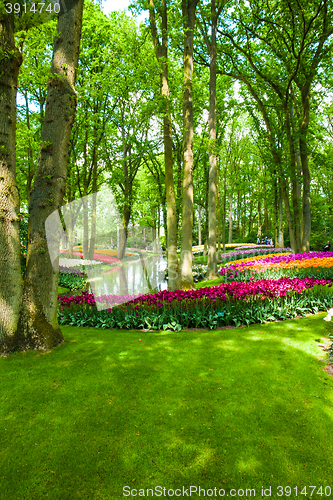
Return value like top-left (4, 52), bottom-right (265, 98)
top-left (206, 0), bottom-right (219, 280)
top-left (0, 12), bottom-right (23, 351)
top-left (179, 0), bottom-right (199, 290)
top-left (16, 0), bottom-right (84, 352)
top-left (149, 0), bottom-right (179, 290)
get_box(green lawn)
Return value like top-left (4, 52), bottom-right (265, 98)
top-left (1, 315), bottom-right (333, 499)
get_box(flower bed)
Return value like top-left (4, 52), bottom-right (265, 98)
top-left (220, 248), bottom-right (291, 261)
top-left (60, 251), bottom-right (120, 265)
top-left (59, 266), bottom-right (86, 276)
top-left (57, 278), bottom-right (333, 330)
top-left (58, 265), bottom-right (87, 291)
top-left (225, 253), bottom-right (291, 266)
top-left (59, 258), bottom-right (103, 266)
top-left (61, 247), bottom-right (132, 257)
top-left (57, 282), bottom-right (333, 330)
top-left (220, 252), bottom-right (333, 273)
top-left (234, 244), bottom-right (275, 250)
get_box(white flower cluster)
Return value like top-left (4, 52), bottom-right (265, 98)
top-left (59, 258), bottom-right (103, 267)
top-left (324, 308), bottom-right (333, 322)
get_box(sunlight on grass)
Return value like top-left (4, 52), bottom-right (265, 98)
top-left (215, 340), bottom-right (241, 351)
top-left (192, 446), bottom-right (215, 469)
top-left (1, 315), bottom-right (333, 498)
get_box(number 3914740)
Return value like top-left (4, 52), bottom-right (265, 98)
top-left (5, 2), bottom-right (60, 13)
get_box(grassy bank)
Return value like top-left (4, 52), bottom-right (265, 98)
top-left (1, 315), bottom-right (333, 498)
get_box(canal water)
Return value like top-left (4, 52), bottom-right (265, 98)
top-left (86, 254), bottom-right (168, 310)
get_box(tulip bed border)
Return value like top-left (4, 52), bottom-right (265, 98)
top-left (58, 284), bottom-right (333, 331)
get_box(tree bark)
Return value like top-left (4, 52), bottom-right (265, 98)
top-left (222, 163), bottom-right (226, 253)
top-left (274, 176), bottom-right (278, 247)
top-left (300, 86), bottom-right (311, 252)
top-left (278, 184), bottom-right (284, 248)
top-left (228, 192), bottom-right (233, 244)
top-left (66, 203), bottom-right (74, 258)
top-left (179, 0), bottom-right (198, 289)
top-left (88, 191), bottom-right (97, 260)
top-left (0, 12), bottom-right (23, 351)
top-left (286, 110), bottom-right (302, 252)
top-left (206, 0), bottom-right (219, 280)
top-left (117, 137), bottom-right (132, 260)
top-left (198, 205), bottom-right (202, 246)
top-left (16, 0), bottom-right (84, 351)
top-left (280, 175), bottom-right (296, 252)
top-left (149, 0), bottom-right (179, 290)
top-left (216, 158), bottom-right (221, 258)
top-left (83, 192), bottom-right (89, 259)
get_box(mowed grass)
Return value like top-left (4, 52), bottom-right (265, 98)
top-left (1, 315), bottom-right (333, 499)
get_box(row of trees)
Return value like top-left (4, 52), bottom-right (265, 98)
top-left (1, 0), bottom-right (332, 352)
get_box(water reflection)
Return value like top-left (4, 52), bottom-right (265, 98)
top-left (88, 254), bottom-right (167, 310)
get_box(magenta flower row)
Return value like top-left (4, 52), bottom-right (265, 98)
top-left (220, 251), bottom-right (333, 273)
top-left (61, 251), bottom-right (120, 265)
top-left (58, 277), bottom-right (332, 309)
top-left (59, 266), bottom-right (86, 276)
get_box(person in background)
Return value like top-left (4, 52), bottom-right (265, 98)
top-left (323, 241), bottom-right (331, 252)
top-left (257, 236), bottom-right (260, 245)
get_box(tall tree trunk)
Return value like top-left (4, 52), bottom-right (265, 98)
top-left (263, 174), bottom-right (268, 233)
top-left (280, 175), bottom-right (296, 252)
top-left (278, 185), bottom-right (284, 248)
top-left (118, 203), bottom-right (130, 260)
top-left (237, 191), bottom-right (241, 238)
top-left (198, 205), bottom-right (202, 246)
top-left (88, 191), bottom-right (97, 260)
top-left (206, 0), bottom-right (218, 279)
top-left (0, 12), bottom-right (23, 351)
top-left (179, 0), bottom-right (198, 289)
top-left (16, 0), bottom-right (84, 351)
top-left (118, 139), bottom-right (132, 260)
top-left (248, 198), bottom-right (253, 236)
top-left (216, 158), bottom-right (221, 258)
top-left (286, 110), bottom-right (302, 252)
top-left (66, 203), bottom-right (74, 258)
top-left (274, 177), bottom-right (278, 246)
top-left (83, 193), bottom-right (89, 259)
top-left (176, 150), bottom-right (182, 233)
top-left (88, 137), bottom-right (98, 260)
top-left (203, 165), bottom-right (209, 259)
top-left (149, 0), bottom-right (179, 290)
top-left (300, 86), bottom-right (311, 252)
top-left (257, 200), bottom-right (261, 238)
top-left (228, 192), bottom-right (233, 244)
top-left (222, 164), bottom-right (227, 253)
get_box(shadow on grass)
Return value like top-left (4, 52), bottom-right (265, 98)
top-left (1, 314), bottom-right (333, 498)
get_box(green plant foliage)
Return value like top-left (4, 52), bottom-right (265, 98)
top-left (58, 273), bottom-right (86, 291)
top-left (57, 287), bottom-right (333, 331)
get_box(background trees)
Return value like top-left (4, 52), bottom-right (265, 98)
top-left (1, 0), bottom-right (332, 351)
